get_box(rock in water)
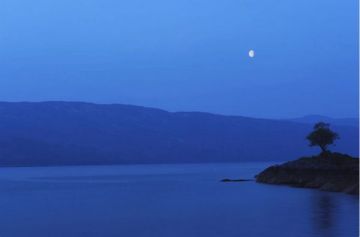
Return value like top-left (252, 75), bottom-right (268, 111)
top-left (255, 153), bottom-right (359, 195)
top-left (221, 178), bottom-right (252, 182)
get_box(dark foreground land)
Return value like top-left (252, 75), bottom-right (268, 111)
top-left (256, 153), bottom-right (359, 195)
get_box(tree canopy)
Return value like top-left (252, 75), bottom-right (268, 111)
top-left (306, 122), bottom-right (339, 154)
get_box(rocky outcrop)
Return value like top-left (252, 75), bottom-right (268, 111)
top-left (221, 178), bottom-right (252, 182)
top-left (255, 153), bottom-right (359, 195)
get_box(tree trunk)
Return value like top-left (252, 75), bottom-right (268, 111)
top-left (320, 145), bottom-right (327, 153)
top-left (320, 146), bottom-right (328, 158)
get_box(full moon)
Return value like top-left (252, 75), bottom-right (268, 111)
top-left (248, 50), bottom-right (255, 58)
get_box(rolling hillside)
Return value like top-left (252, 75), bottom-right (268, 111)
top-left (0, 102), bottom-right (357, 166)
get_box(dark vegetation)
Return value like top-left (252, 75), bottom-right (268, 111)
top-left (256, 122), bottom-right (359, 195)
top-left (256, 153), bottom-right (359, 194)
top-left (306, 122), bottom-right (339, 153)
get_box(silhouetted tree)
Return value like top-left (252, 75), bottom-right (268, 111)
top-left (306, 122), bottom-right (339, 155)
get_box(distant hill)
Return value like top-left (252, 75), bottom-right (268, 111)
top-left (0, 102), bottom-right (358, 166)
top-left (288, 115), bottom-right (358, 128)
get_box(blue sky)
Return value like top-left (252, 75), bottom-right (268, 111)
top-left (0, 0), bottom-right (358, 118)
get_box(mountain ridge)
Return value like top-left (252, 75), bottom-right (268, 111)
top-left (287, 115), bottom-right (358, 127)
top-left (0, 101), bottom-right (357, 166)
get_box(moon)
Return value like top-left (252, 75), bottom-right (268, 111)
top-left (248, 50), bottom-right (255, 58)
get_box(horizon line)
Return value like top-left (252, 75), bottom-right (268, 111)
top-left (0, 100), bottom-right (358, 120)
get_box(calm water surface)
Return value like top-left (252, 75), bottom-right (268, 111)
top-left (0, 163), bottom-right (358, 237)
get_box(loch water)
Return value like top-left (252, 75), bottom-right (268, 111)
top-left (0, 163), bottom-right (358, 237)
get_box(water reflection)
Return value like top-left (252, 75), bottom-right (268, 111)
top-left (312, 192), bottom-right (337, 237)
top-left (0, 164), bottom-right (357, 237)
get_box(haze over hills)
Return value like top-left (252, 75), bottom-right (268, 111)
top-left (0, 101), bottom-right (358, 166)
top-left (287, 115), bottom-right (358, 128)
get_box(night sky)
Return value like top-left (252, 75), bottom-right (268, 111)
top-left (0, 0), bottom-right (358, 118)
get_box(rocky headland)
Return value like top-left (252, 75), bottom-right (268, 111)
top-left (255, 153), bottom-right (359, 195)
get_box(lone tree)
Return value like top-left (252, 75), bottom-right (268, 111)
top-left (306, 122), bottom-right (339, 154)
